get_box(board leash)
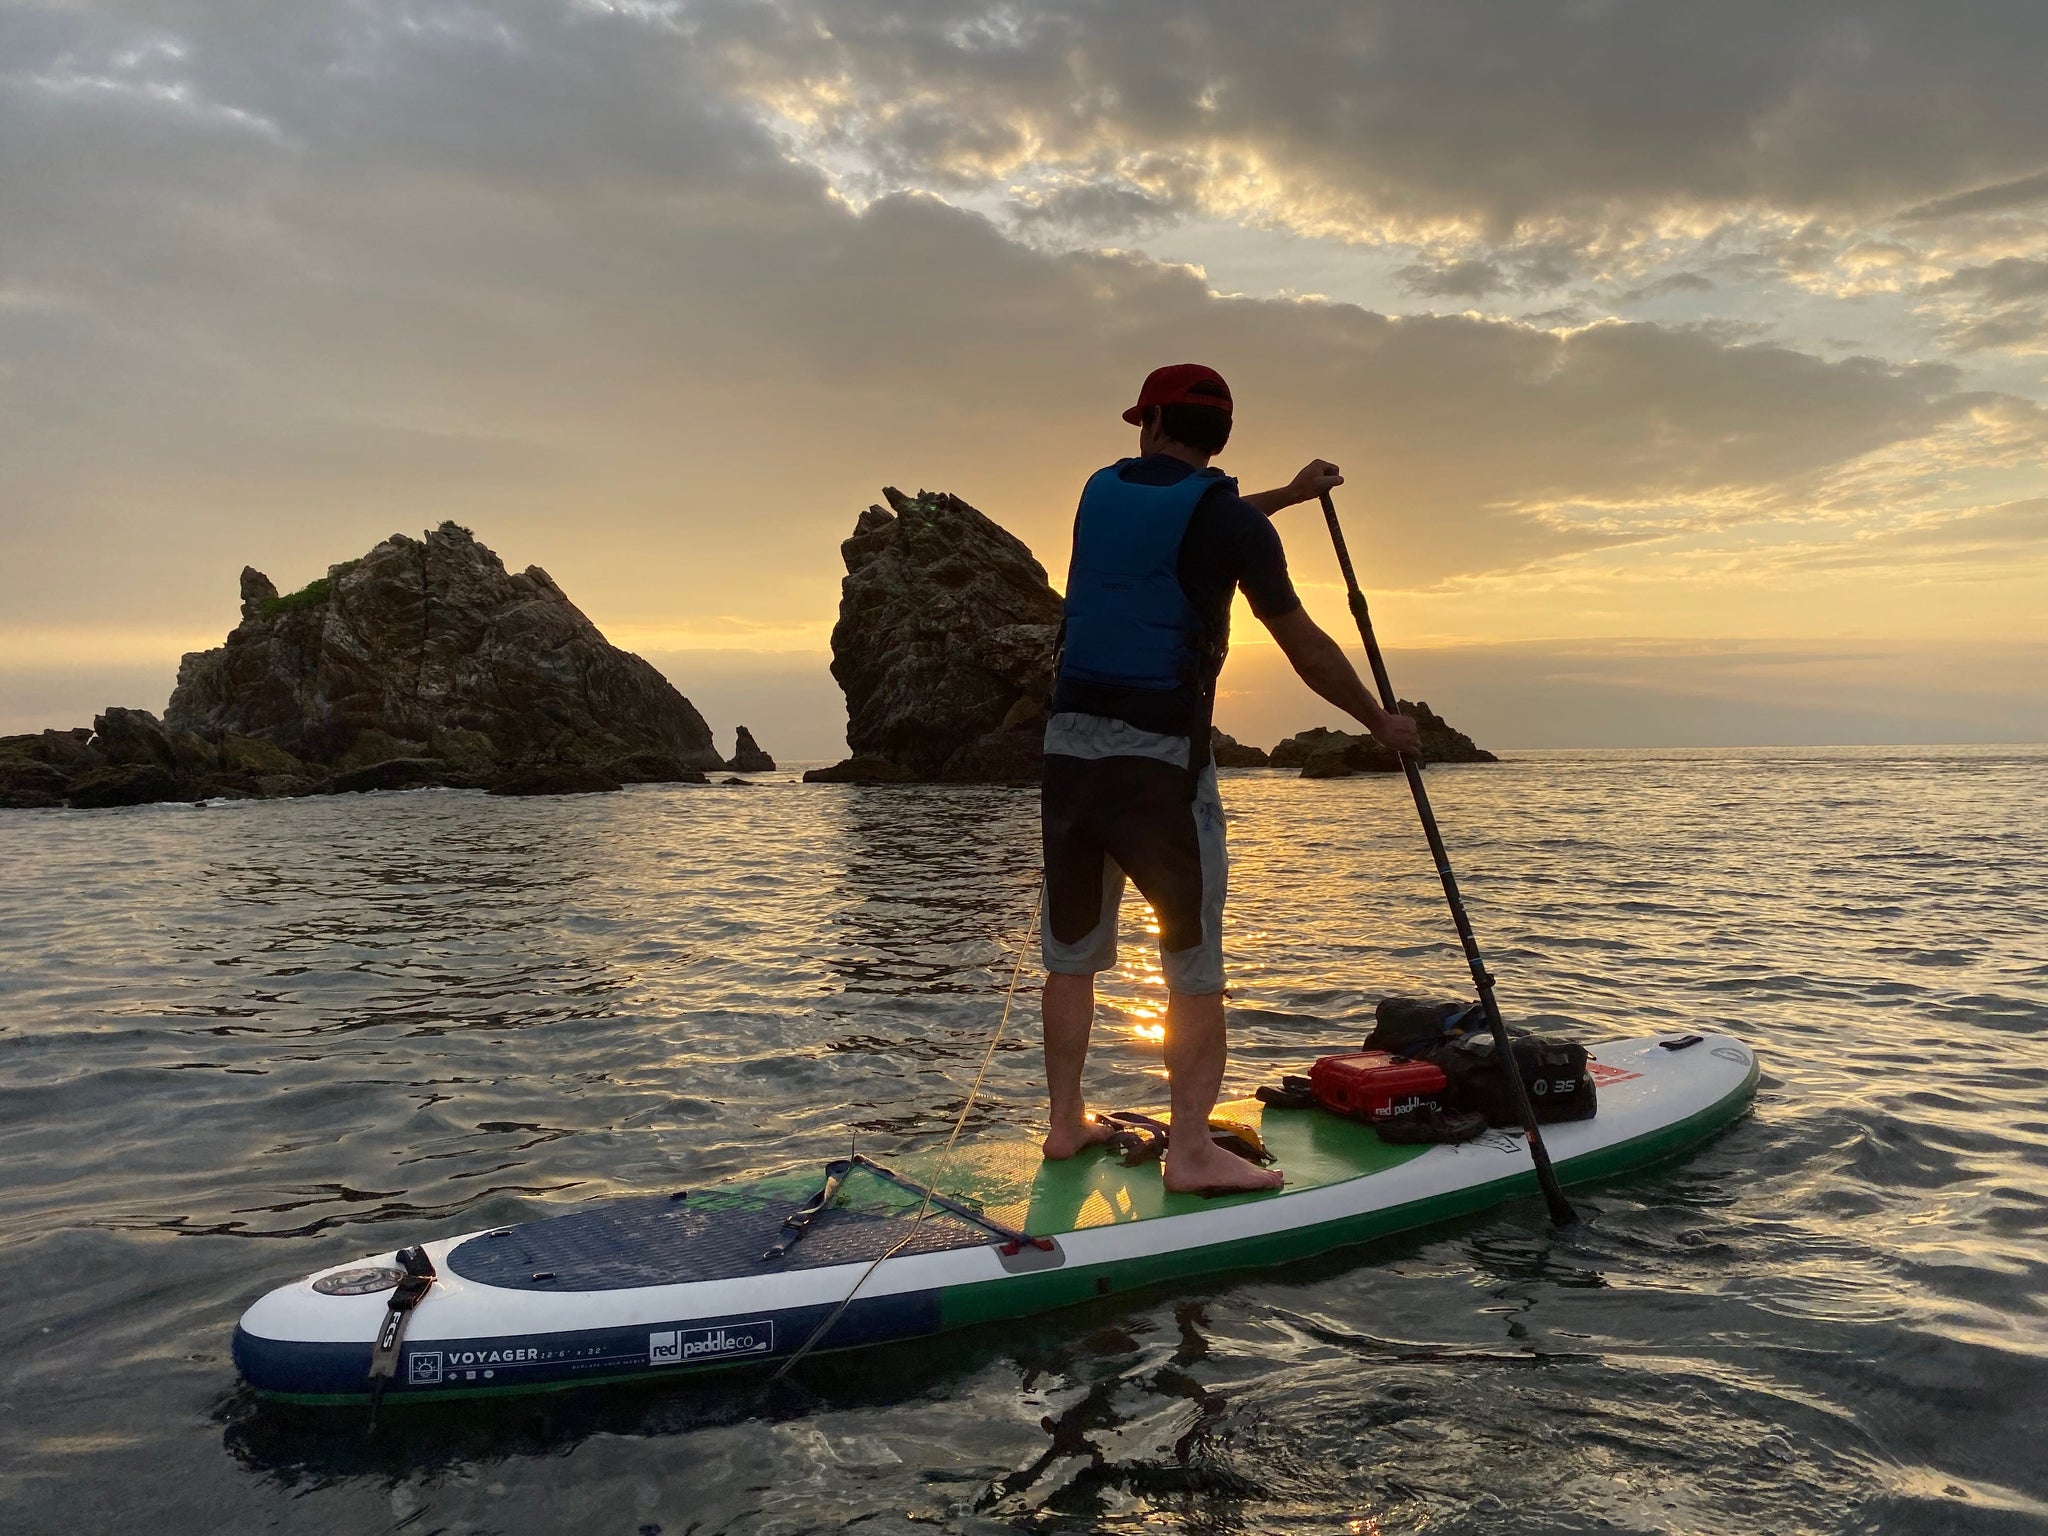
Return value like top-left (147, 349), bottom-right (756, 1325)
top-left (764, 884), bottom-right (1044, 1391)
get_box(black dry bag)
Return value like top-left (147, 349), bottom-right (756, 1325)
top-left (1439, 1033), bottom-right (1597, 1127)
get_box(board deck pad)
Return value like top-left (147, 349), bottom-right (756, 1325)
top-left (905, 1096), bottom-right (1425, 1236)
top-left (445, 1193), bottom-right (995, 1292)
top-left (446, 1099), bottom-right (1423, 1292)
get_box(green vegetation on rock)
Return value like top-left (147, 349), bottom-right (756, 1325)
top-left (259, 560), bottom-right (360, 620)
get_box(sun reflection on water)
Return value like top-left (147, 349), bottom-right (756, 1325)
top-left (1118, 901), bottom-right (1170, 1050)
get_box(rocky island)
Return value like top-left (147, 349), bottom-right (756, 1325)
top-left (0, 522), bottom-right (745, 809)
top-left (804, 487), bottom-right (1061, 785)
top-left (2, 496), bottom-right (1491, 811)
top-left (803, 487), bottom-right (1496, 784)
top-left (1269, 704), bottom-right (1498, 777)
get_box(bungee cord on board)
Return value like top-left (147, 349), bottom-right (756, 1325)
top-left (764, 885), bottom-right (1044, 1391)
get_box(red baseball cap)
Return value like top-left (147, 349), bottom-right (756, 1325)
top-left (1121, 363), bottom-right (1233, 425)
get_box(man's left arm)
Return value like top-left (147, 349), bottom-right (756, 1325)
top-left (1241, 459), bottom-right (1343, 517)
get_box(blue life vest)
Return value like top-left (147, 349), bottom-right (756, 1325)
top-left (1057, 460), bottom-right (1234, 696)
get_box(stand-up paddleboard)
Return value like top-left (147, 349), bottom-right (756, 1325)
top-left (233, 1032), bottom-right (1756, 1403)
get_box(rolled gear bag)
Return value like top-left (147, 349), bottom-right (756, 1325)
top-left (1438, 1032), bottom-right (1597, 1126)
top-left (1366, 996), bottom-right (1484, 1053)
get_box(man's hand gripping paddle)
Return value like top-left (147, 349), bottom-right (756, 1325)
top-left (1318, 492), bottom-right (1579, 1227)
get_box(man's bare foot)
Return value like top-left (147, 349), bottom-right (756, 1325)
top-left (1162, 1140), bottom-right (1286, 1195)
top-left (1041, 1116), bottom-right (1114, 1160)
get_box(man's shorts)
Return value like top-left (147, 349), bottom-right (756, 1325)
top-left (1040, 746), bottom-right (1228, 996)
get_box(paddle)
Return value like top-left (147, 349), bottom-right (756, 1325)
top-left (1317, 491), bottom-right (1579, 1227)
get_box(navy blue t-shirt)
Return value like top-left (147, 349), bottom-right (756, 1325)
top-left (1051, 455), bottom-right (1302, 735)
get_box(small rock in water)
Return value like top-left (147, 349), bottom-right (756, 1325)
top-left (801, 754), bottom-right (917, 784)
top-left (1271, 703), bottom-right (1496, 778)
top-left (608, 751), bottom-right (708, 785)
top-left (726, 726), bottom-right (776, 773)
top-left (487, 763), bottom-right (623, 797)
top-left (1210, 728), bottom-right (1270, 767)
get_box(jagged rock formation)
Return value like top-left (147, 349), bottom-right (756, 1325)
top-left (0, 708), bottom-right (316, 809)
top-left (169, 522), bottom-right (721, 775)
top-left (2, 523), bottom-right (726, 810)
top-left (727, 726), bottom-right (776, 773)
top-left (1210, 729), bottom-right (1271, 768)
top-left (806, 488), bottom-right (1061, 785)
top-left (0, 731), bottom-right (91, 809)
top-left (1271, 702), bottom-right (1498, 778)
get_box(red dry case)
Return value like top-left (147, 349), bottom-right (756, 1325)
top-left (1307, 1051), bottom-right (1449, 1121)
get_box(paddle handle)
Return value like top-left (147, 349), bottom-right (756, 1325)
top-left (1318, 492), bottom-right (1578, 1227)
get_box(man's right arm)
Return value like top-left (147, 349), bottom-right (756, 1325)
top-left (1264, 605), bottom-right (1423, 756)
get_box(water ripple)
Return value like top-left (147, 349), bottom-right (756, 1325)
top-left (1, 746), bottom-right (2044, 1532)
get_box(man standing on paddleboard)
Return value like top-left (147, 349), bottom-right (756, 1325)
top-left (1040, 363), bottom-right (1423, 1193)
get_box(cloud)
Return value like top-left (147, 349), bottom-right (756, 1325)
top-left (2, 0), bottom-right (2042, 746)
top-left (1883, 496), bottom-right (2048, 551)
top-left (1930, 258), bottom-right (2048, 302)
top-left (1395, 242), bottom-right (1600, 302)
top-left (707, 0), bottom-right (2048, 240)
top-left (698, 0), bottom-right (2048, 382)
top-left (1006, 179), bottom-right (1184, 237)
top-left (1616, 272), bottom-right (1717, 304)
top-left (1520, 305), bottom-right (1592, 329)
top-left (1921, 258), bottom-right (2048, 352)
top-left (4, 0), bottom-right (1994, 595)
top-left (1776, 498), bottom-right (2048, 574)
top-left (1898, 170), bottom-right (2048, 222)
top-left (1395, 259), bottom-right (1508, 300)
top-left (1942, 311), bottom-right (2048, 354)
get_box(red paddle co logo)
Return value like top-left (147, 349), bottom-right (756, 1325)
top-left (649, 1321), bottom-right (774, 1364)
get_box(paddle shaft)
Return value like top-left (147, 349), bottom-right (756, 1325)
top-left (1318, 492), bottom-right (1578, 1226)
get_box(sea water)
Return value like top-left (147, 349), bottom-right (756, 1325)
top-left (0, 746), bottom-right (2044, 1533)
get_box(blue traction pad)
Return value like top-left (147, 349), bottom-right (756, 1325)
top-left (443, 1190), bottom-right (996, 1292)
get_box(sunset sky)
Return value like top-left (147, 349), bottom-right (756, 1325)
top-left (5, 1), bottom-right (2045, 756)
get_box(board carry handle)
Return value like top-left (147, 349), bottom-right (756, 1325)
top-left (1317, 491), bottom-right (1578, 1228)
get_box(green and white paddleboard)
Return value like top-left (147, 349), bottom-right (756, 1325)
top-left (233, 1032), bottom-right (1757, 1403)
